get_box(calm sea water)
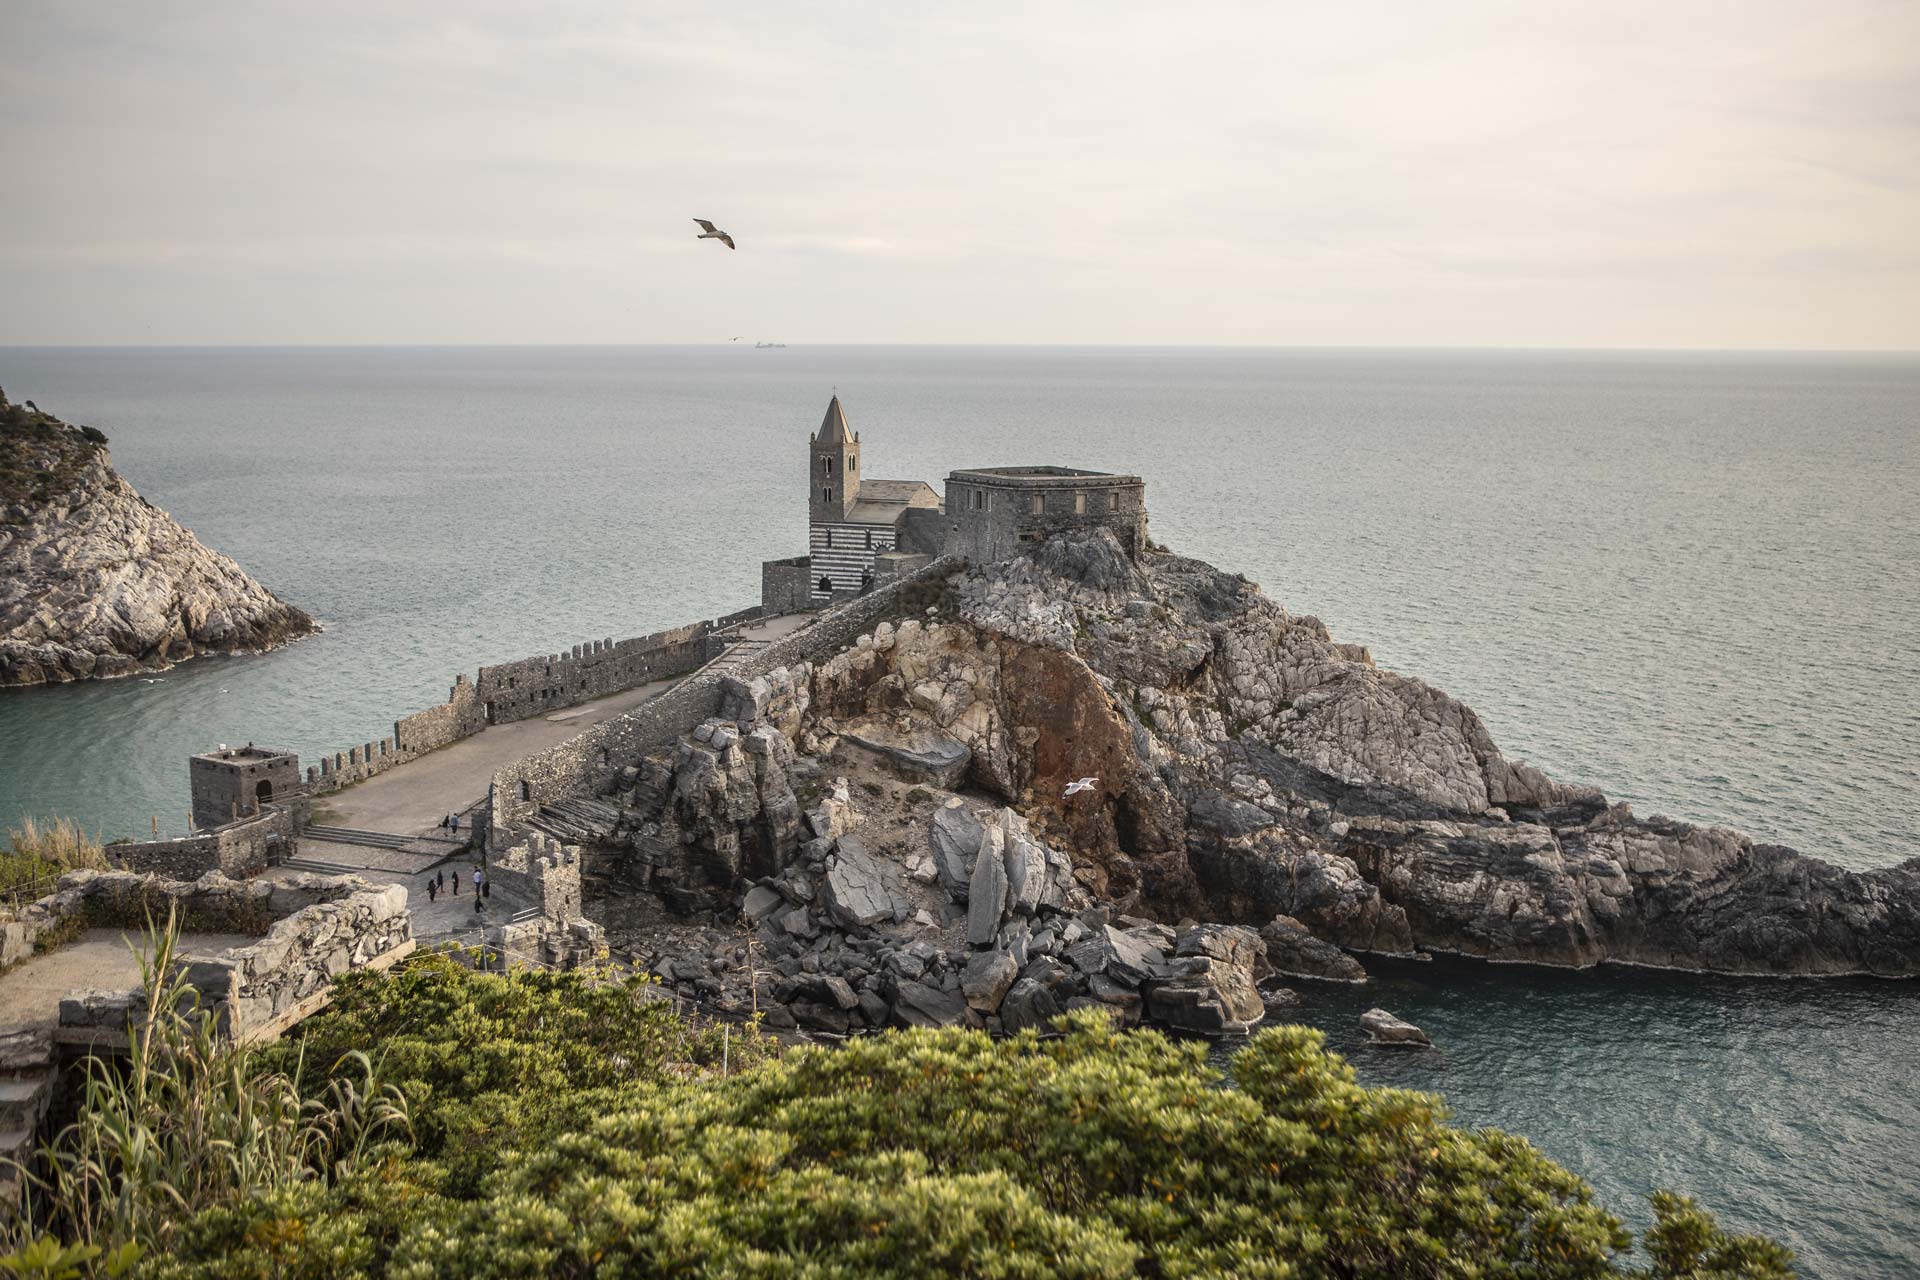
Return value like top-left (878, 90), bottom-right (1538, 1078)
top-left (0, 346), bottom-right (1915, 1275)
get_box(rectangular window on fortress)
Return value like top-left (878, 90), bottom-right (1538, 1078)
top-left (1031, 494), bottom-right (1044, 515)
top-left (970, 489), bottom-right (983, 511)
top-left (1108, 492), bottom-right (1118, 512)
top-left (1075, 492), bottom-right (1086, 514)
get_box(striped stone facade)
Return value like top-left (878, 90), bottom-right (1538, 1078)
top-left (809, 520), bottom-right (896, 600)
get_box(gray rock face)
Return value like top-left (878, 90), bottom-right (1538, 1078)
top-left (1, 392), bottom-right (314, 686)
top-left (1259, 915), bottom-right (1367, 983)
top-left (821, 836), bottom-right (909, 928)
top-left (836, 721), bottom-right (972, 787)
top-left (1359, 1008), bottom-right (1432, 1047)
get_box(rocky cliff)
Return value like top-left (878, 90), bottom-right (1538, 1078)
top-left (541, 531), bottom-right (1917, 1038)
top-left (0, 390), bottom-right (313, 687)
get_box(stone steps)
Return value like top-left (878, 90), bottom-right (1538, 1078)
top-left (303, 825), bottom-right (415, 850)
top-left (0, 1031), bottom-right (54, 1205)
top-left (281, 856), bottom-right (367, 876)
top-left (531, 798), bottom-right (623, 846)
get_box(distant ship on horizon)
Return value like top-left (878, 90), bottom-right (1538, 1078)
top-left (755, 341), bottom-right (787, 349)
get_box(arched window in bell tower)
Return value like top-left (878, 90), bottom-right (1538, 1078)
top-left (823, 457), bottom-right (833, 476)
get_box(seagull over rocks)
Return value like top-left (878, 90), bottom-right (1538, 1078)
top-left (693, 218), bottom-right (736, 250)
top-left (1063, 777), bottom-right (1099, 798)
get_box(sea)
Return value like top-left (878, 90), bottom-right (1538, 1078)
top-left (0, 346), bottom-right (1915, 1276)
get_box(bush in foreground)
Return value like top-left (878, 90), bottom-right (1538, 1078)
top-left (4, 953), bottom-right (1792, 1279)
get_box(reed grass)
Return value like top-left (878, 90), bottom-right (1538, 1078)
top-left (0, 908), bottom-right (411, 1271)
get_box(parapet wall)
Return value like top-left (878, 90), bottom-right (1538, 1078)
top-left (302, 618), bottom-right (729, 799)
top-left (307, 675), bottom-right (488, 793)
top-left (474, 623), bottom-right (711, 725)
top-left (483, 557), bottom-right (963, 849)
top-left (107, 804), bottom-right (299, 881)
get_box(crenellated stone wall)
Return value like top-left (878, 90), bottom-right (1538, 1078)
top-left (487, 832), bottom-right (584, 923)
top-left (474, 623), bottom-right (711, 725)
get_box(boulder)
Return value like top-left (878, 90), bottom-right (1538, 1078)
top-left (820, 836), bottom-right (909, 928)
top-left (892, 980), bottom-right (972, 1029)
top-left (837, 722), bottom-right (972, 788)
top-left (929, 800), bottom-right (983, 900)
top-left (960, 949), bottom-right (1018, 1013)
top-left (1359, 1007), bottom-right (1432, 1047)
top-left (1259, 915), bottom-right (1367, 983)
top-left (741, 884), bottom-right (785, 922)
top-left (1143, 926), bottom-right (1267, 1035)
top-left (966, 828), bottom-right (1010, 946)
top-left (999, 977), bottom-right (1063, 1032)
top-left (1065, 925), bottom-right (1166, 988)
top-left (1000, 809), bottom-right (1073, 917)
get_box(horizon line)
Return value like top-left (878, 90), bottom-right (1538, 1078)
top-left (3, 341), bottom-right (1918, 356)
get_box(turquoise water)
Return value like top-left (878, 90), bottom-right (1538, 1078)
top-left (1, 346), bottom-right (1916, 1274)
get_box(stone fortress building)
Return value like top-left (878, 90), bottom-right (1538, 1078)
top-left (763, 395), bottom-right (1147, 612)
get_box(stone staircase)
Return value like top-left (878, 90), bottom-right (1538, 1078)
top-left (704, 637), bottom-right (770, 675)
top-left (0, 1030), bottom-right (54, 1204)
top-left (531, 797), bottom-right (623, 846)
top-left (280, 854), bottom-right (371, 876)
top-left (304, 825), bottom-right (463, 855)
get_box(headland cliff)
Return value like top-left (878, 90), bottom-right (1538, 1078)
top-left (0, 389), bottom-right (313, 687)
top-left (494, 531), bottom-right (1918, 1040)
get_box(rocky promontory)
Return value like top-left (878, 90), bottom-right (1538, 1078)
top-left (0, 389), bottom-right (313, 686)
top-left (529, 529), bottom-right (1917, 1039)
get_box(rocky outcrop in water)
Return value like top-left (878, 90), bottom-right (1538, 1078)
top-left (578, 529), bottom-right (1918, 1038)
top-left (0, 390), bottom-right (313, 686)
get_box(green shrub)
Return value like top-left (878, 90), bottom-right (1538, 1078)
top-left (10, 958), bottom-right (1793, 1279)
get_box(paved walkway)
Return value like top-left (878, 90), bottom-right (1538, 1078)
top-left (0, 929), bottom-right (256, 1035)
top-left (310, 678), bottom-right (678, 839)
top-left (305, 612), bottom-right (817, 844)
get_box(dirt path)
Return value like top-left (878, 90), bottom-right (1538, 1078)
top-left (0, 929), bottom-right (256, 1035)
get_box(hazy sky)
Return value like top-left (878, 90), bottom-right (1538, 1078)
top-left (4, 2), bottom-right (1916, 348)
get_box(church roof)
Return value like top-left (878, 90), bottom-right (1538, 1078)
top-left (859, 479), bottom-right (940, 506)
top-left (814, 395), bottom-right (853, 445)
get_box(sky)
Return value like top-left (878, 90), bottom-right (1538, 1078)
top-left (2, 1), bottom-right (1916, 349)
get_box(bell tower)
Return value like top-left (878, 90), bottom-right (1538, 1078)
top-left (808, 394), bottom-right (859, 524)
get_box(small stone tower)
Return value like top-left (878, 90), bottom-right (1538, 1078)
top-left (189, 745), bottom-right (301, 829)
top-left (808, 395), bottom-right (860, 524)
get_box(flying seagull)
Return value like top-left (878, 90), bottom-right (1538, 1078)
top-left (693, 218), bottom-right (736, 250)
top-left (1063, 777), bottom-right (1099, 798)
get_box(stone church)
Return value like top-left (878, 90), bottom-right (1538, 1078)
top-left (761, 395), bottom-right (1148, 613)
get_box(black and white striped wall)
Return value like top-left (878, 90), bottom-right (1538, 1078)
top-left (808, 522), bottom-right (895, 599)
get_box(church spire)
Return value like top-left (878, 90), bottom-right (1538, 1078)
top-left (816, 394), bottom-right (852, 445)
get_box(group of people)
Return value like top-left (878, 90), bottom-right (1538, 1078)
top-left (423, 863), bottom-right (489, 914)
top-left (439, 812), bottom-right (461, 835)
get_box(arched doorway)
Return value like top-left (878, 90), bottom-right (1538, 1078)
top-left (255, 779), bottom-right (273, 805)
top-left (817, 574), bottom-right (833, 594)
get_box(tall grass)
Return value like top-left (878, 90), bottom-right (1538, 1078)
top-left (0, 909), bottom-right (412, 1267)
top-left (1, 818), bottom-right (108, 903)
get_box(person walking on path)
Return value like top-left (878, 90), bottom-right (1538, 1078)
top-left (473, 892), bottom-right (483, 915)
top-left (451, 872), bottom-right (458, 896)
top-left (473, 867), bottom-right (483, 896)
top-left (427, 879), bottom-right (437, 903)
top-left (451, 814), bottom-right (460, 836)
top-left (482, 878), bottom-right (491, 900)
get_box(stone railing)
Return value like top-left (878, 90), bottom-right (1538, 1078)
top-left (105, 802), bottom-right (300, 881)
top-left (30, 869), bottom-right (413, 1048)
